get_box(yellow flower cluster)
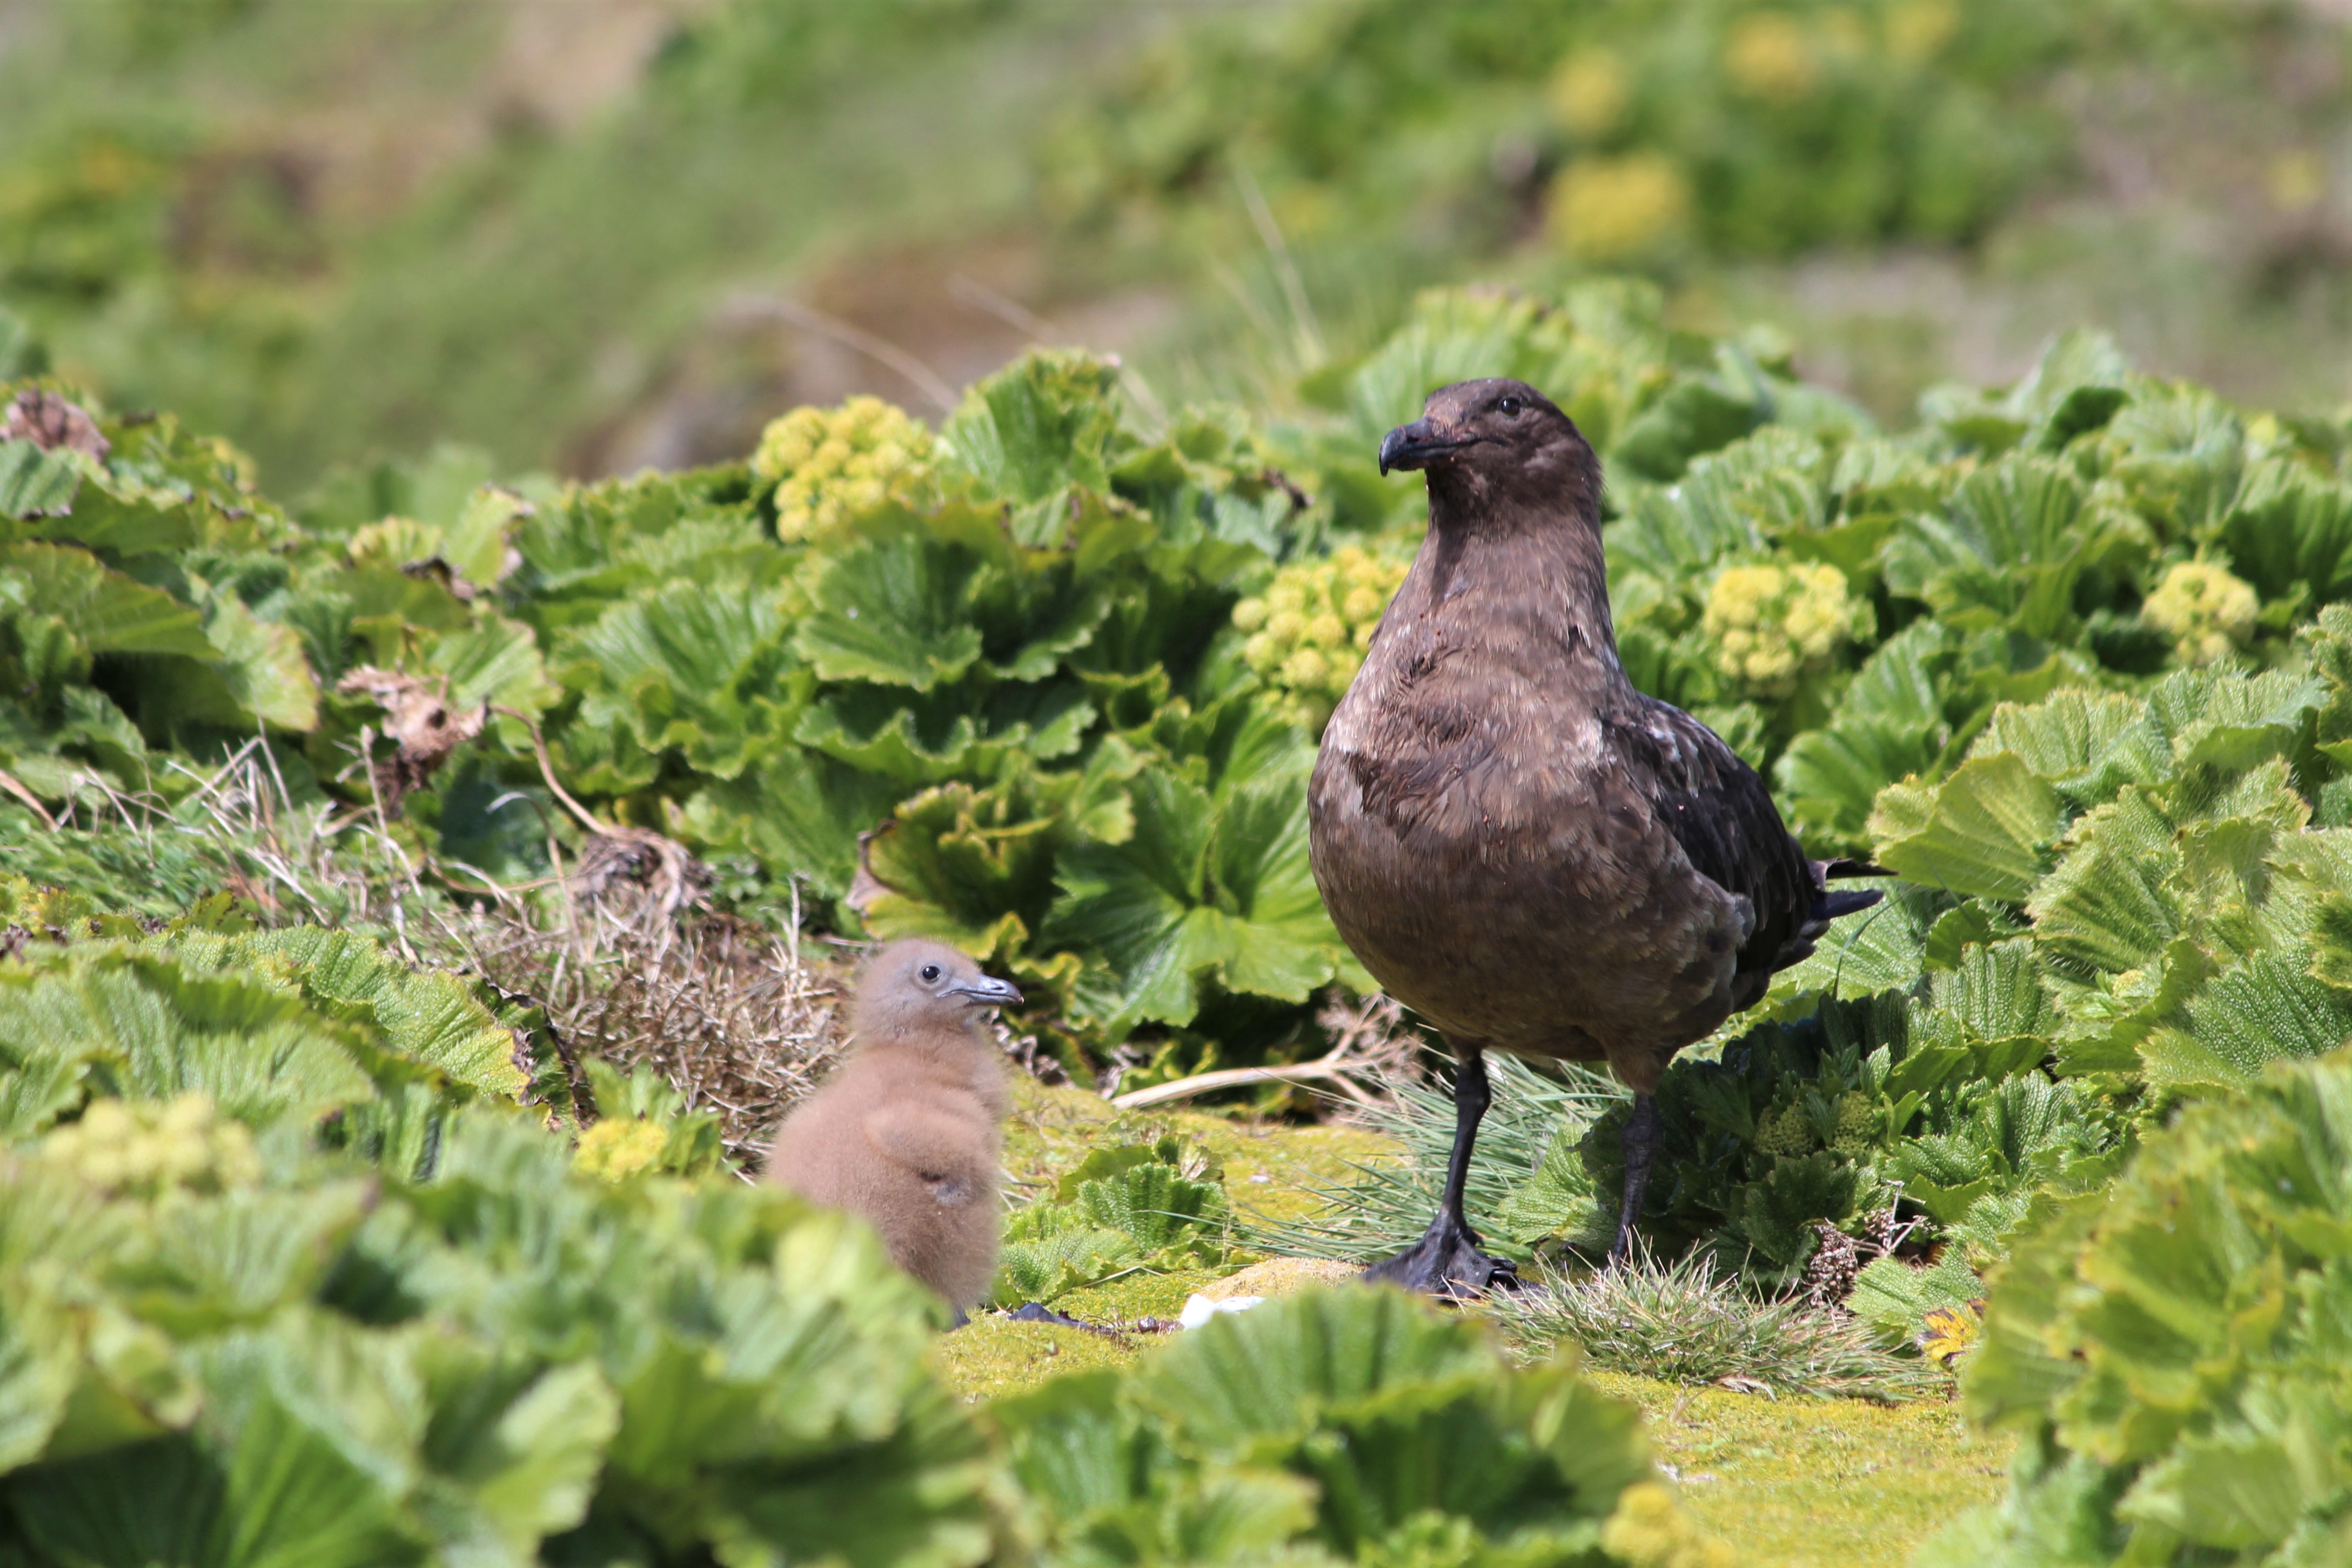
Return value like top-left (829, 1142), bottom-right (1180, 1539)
top-left (1547, 48), bottom-right (1631, 138)
top-left (1232, 546), bottom-right (1409, 728)
top-left (1886, 0), bottom-right (1959, 64)
top-left (1601, 1480), bottom-right (1737, 1568)
top-left (752, 394), bottom-right (936, 544)
top-left (1547, 153), bottom-right (1691, 264)
top-left (1724, 12), bottom-right (1818, 100)
top-left (573, 1116), bottom-right (672, 1182)
top-left (2141, 561), bottom-right (2258, 666)
top-left (1701, 561), bottom-right (1865, 698)
top-left (38, 1094), bottom-right (262, 1196)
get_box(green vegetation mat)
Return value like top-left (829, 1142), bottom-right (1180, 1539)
top-left (1593, 1375), bottom-right (2012, 1568)
top-left (948, 1094), bottom-right (2013, 1566)
top-left (938, 1281), bottom-right (2010, 1566)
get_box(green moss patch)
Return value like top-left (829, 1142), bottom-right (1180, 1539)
top-left (930, 1319), bottom-right (1144, 1402)
top-left (1002, 1076), bottom-right (1395, 1227)
top-left (1591, 1372), bottom-right (2013, 1568)
top-left (977, 1085), bottom-right (2014, 1562)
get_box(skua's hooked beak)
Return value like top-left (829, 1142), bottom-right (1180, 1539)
top-left (1378, 419), bottom-right (1477, 474)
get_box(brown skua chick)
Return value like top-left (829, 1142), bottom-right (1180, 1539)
top-left (764, 940), bottom-right (1022, 1317)
top-left (1308, 377), bottom-right (1884, 1296)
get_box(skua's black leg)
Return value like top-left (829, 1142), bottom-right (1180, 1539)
top-left (1608, 1092), bottom-right (1661, 1267)
top-left (1365, 1043), bottom-right (1517, 1298)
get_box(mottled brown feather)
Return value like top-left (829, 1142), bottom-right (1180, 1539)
top-left (1309, 377), bottom-right (1875, 1097)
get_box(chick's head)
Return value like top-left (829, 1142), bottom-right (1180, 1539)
top-left (852, 940), bottom-right (1024, 1046)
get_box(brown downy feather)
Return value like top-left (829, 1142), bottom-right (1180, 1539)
top-left (763, 940), bottom-right (1022, 1313)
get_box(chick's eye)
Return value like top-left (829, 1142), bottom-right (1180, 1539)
top-left (920, 963), bottom-right (942, 983)
top-left (1498, 397), bottom-right (1522, 417)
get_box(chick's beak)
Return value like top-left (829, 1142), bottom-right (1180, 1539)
top-left (1378, 418), bottom-right (1472, 475)
top-left (948, 975), bottom-right (1023, 1007)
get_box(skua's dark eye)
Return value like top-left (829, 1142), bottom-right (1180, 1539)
top-left (1498, 397), bottom-right (1522, 416)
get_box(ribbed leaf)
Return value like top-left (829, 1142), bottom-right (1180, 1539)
top-left (1133, 1290), bottom-right (1498, 1458)
top-left (2147, 667), bottom-right (2325, 775)
top-left (2217, 459), bottom-right (2352, 607)
top-left (939, 351), bottom-right (1125, 506)
top-left (1871, 753), bottom-right (2063, 901)
top-left (681, 745), bottom-right (904, 899)
top-left (2146, 949), bottom-right (2352, 1086)
top-left (0, 440), bottom-right (84, 519)
top-left (0, 950), bottom-right (374, 1127)
top-left (564, 577), bottom-right (799, 781)
top-left (1045, 742), bottom-right (1356, 1029)
top-left (0, 542), bottom-right (209, 657)
top-left (200, 597), bottom-right (320, 731)
top-left (2028, 790), bottom-right (2182, 974)
top-left (227, 929), bottom-right (528, 1099)
top-left (1971, 689), bottom-right (2163, 807)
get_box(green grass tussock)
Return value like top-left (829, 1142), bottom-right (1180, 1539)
top-left (1499, 1252), bottom-right (1946, 1404)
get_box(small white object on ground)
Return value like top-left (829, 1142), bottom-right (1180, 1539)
top-left (1178, 1292), bottom-right (1264, 1329)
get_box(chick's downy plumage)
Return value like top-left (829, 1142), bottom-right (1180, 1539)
top-left (764, 941), bottom-right (1022, 1314)
top-left (1308, 377), bottom-right (1881, 1294)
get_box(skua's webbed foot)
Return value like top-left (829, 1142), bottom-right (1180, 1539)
top-left (1366, 1212), bottom-right (1518, 1299)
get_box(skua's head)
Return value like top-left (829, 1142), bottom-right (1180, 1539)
top-left (1379, 377), bottom-right (1600, 520)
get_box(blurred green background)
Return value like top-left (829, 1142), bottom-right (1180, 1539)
top-left (2, 0), bottom-right (2348, 492)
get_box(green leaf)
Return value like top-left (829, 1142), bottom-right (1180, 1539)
top-left (1131, 1290), bottom-right (1498, 1458)
top-left (2144, 948), bottom-right (2352, 1086)
top-left (562, 577), bottom-right (801, 782)
top-left (1960, 1051), bottom-right (2352, 1559)
top-left (940, 350), bottom-right (1127, 506)
top-left (1933, 940), bottom-right (2059, 1047)
top-left (1880, 455), bottom-right (2090, 638)
top-left (2146, 666), bottom-right (2324, 774)
top-left (0, 1279), bottom-right (78, 1470)
top-left (196, 1316), bottom-right (430, 1568)
top-left (425, 617), bottom-right (558, 718)
top-left (795, 680), bottom-right (1094, 787)
top-left (2094, 385), bottom-right (2244, 538)
top-left (1970, 688), bottom-right (2163, 807)
top-left (1767, 882), bottom-right (1938, 1007)
top-left (1044, 744), bottom-right (1356, 1030)
top-left (225, 928), bottom-right (531, 1099)
top-left (0, 541), bottom-right (209, 657)
top-left (0, 439), bottom-right (85, 519)
top-left (681, 745), bottom-right (905, 900)
top-left (0, 948), bottom-right (376, 1127)
top-left (990, 1221), bottom-right (1138, 1306)
top-left (1774, 622), bottom-right (1955, 849)
top-left (2027, 789), bottom-right (2181, 974)
top-left (2216, 460), bottom-right (2352, 608)
top-left (1871, 753), bottom-right (2063, 902)
top-left (200, 597), bottom-right (321, 732)
top-left (1846, 1248), bottom-right (1984, 1347)
top-left (1736, 1151), bottom-right (1857, 1267)
top-left (793, 533), bottom-right (988, 692)
top-left (1610, 365), bottom-right (1770, 484)
top-left (1071, 1158), bottom-right (1228, 1252)
top-left (416, 1351), bottom-right (618, 1560)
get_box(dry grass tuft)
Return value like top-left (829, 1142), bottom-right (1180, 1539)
top-left (450, 904), bottom-right (853, 1165)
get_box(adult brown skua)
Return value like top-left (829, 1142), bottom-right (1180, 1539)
top-left (764, 940), bottom-right (1022, 1318)
top-left (1308, 377), bottom-right (1884, 1295)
